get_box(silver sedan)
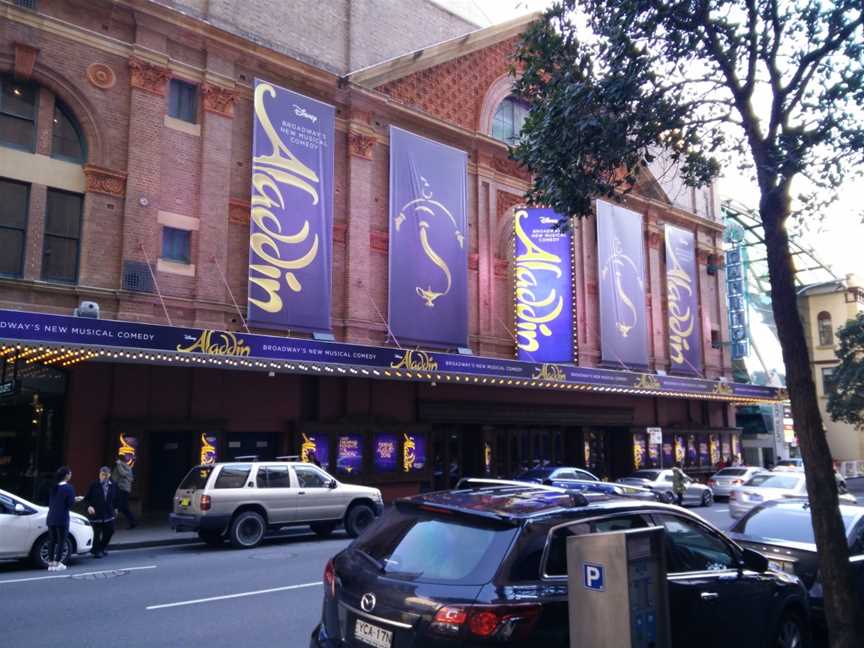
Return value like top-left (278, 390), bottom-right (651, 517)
top-left (617, 469), bottom-right (714, 507)
top-left (707, 466), bottom-right (768, 498)
top-left (729, 471), bottom-right (857, 519)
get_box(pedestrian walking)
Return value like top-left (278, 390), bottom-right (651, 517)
top-left (112, 455), bottom-right (137, 529)
top-left (84, 466), bottom-right (117, 558)
top-left (671, 463), bottom-right (687, 507)
top-left (46, 466), bottom-right (82, 571)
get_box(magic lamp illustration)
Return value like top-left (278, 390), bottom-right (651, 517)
top-left (600, 237), bottom-right (643, 338)
top-left (396, 176), bottom-right (464, 308)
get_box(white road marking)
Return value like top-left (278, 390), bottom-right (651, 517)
top-left (0, 564), bottom-right (157, 585)
top-left (712, 507), bottom-right (730, 512)
top-left (146, 581), bottom-right (323, 610)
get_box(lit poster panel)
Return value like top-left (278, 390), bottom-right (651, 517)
top-left (337, 434), bottom-right (363, 475)
top-left (596, 200), bottom-right (649, 368)
top-left (514, 207), bottom-right (573, 362)
top-left (301, 433), bottom-right (330, 471)
top-left (248, 79), bottom-right (334, 331)
top-left (664, 225), bottom-right (702, 374)
top-left (374, 433), bottom-right (398, 472)
top-left (388, 127), bottom-right (468, 347)
top-left (403, 433), bottom-right (426, 472)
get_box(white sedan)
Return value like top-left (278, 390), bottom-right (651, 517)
top-left (729, 472), bottom-right (856, 519)
top-left (0, 488), bottom-right (93, 569)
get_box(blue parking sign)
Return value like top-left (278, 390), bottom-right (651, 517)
top-left (583, 562), bottom-right (605, 591)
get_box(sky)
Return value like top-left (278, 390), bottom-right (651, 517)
top-left (438, 0), bottom-right (864, 279)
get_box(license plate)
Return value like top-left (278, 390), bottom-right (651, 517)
top-left (179, 498), bottom-right (190, 507)
top-left (354, 619), bottom-right (393, 648)
top-left (768, 560), bottom-right (794, 574)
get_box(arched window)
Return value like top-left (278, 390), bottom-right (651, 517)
top-left (817, 311), bottom-right (833, 346)
top-left (491, 96), bottom-right (529, 146)
top-left (52, 101), bottom-right (86, 163)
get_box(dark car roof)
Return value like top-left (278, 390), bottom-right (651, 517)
top-left (398, 484), bottom-right (677, 524)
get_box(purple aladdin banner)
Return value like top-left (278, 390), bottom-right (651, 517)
top-left (0, 308), bottom-right (782, 401)
top-left (374, 433), bottom-right (398, 472)
top-left (388, 127), bottom-right (468, 347)
top-left (596, 200), bottom-right (649, 368)
top-left (337, 434), bottom-right (363, 474)
top-left (514, 208), bottom-right (573, 362)
top-left (665, 225), bottom-right (702, 375)
top-left (248, 79), bottom-right (334, 332)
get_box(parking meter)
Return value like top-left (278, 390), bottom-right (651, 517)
top-left (567, 526), bottom-right (670, 648)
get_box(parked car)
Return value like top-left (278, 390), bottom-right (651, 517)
top-left (169, 460), bottom-right (383, 548)
top-left (772, 459), bottom-right (848, 492)
top-left (728, 499), bottom-right (864, 637)
top-left (729, 471), bottom-right (856, 519)
top-left (0, 488), bottom-right (93, 569)
top-left (617, 468), bottom-right (714, 506)
top-left (707, 466), bottom-right (768, 498)
top-left (513, 466), bottom-right (656, 500)
top-left (310, 481), bottom-right (809, 648)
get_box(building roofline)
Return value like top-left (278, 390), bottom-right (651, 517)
top-left (344, 11), bottom-right (542, 88)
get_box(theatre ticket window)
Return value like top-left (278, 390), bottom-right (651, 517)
top-left (0, 178), bottom-right (29, 277)
top-left (0, 76), bottom-right (36, 151)
top-left (42, 189), bottom-right (83, 283)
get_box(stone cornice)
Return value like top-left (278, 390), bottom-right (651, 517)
top-left (84, 165), bottom-right (127, 197)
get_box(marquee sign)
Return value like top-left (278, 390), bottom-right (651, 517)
top-left (0, 308), bottom-right (782, 403)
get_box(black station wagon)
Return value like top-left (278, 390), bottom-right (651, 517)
top-left (311, 482), bottom-right (809, 648)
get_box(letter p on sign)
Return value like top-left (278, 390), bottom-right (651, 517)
top-left (583, 562), bottom-right (605, 591)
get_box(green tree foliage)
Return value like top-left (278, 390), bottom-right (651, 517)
top-left (827, 312), bottom-right (864, 429)
top-left (511, 2), bottom-right (864, 646)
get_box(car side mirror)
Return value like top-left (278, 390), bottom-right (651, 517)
top-left (14, 503), bottom-right (27, 514)
top-left (741, 547), bottom-right (768, 572)
top-left (328, 479), bottom-right (338, 489)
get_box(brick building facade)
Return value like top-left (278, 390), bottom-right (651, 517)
top-left (0, 0), bottom-right (769, 511)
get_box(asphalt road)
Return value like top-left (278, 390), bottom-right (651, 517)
top-left (1, 529), bottom-right (352, 648)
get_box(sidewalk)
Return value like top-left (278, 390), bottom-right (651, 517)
top-left (111, 513), bottom-right (199, 550)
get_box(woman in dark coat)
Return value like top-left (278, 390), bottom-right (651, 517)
top-left (46, 466), bottom-right (81, 571)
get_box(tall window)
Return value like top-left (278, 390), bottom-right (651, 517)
top-left (51, 102), bottom-right (86, 163)
top-left (168, 79), bottom-right (198, 124)
top-left (822, 367), bottom-right (836, 395)
top-left (492, 96), bottom-right (529, 145)
top-left (817, 311), bottom-right (833, 346)
top-left (0, 178), bottom-right (29, 276)
top-left (162, 227), bottom-right (191, 263)
top-left (0, 76), bottom-right (36, 151)
top-left (42, 189), bottom-right (83, 283)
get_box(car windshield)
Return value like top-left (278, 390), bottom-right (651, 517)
top-left (716, 468), bottom-right (748, 476)
top-left (354, 508), bottom-right (517, 585)
top-left (740, 505), bottom-right (857, 544)
top-left (745, 473), bottom-right (774, 486)
top-left (629, 471), bottom-right (661, 480)
top-left (750, 474), bottom-right (802, 490)
top-left (179, 466), bottom-right (213, 490)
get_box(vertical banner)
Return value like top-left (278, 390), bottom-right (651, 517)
top-left (200, 433), bottom-right (217, 465)
top-left (596, 200), bottom-right (649, 368)
top-left (514, 207), bottom-right (574, 362)
top-left (389, 127), bottom-right (468, 347)
top-left (248, 79), bottom-right (334, 331)
top-left (725, 243), bottom-right (749, 359)
top-left (664, 225), bottom-right (703, 374)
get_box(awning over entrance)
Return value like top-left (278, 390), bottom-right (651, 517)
top-left (0, 308), bottom-right (783, 404)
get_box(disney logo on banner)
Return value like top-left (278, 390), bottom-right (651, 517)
top-left (515, 209), bottom-right (565, 353)
top-left (666, 236), bottom-right (696, 366)
top-left (293, 104), bottom-right (317, 123)
top-left (531, 363), bottom-right (567, 382)
top-left (176, 330), bottom-right (251, 357)
top-left (396, 176), bottom-right (464, 308)
top-left (249, 82), bottom-right (321, 315)
top-left (390, 349), bottom-right (439, 372)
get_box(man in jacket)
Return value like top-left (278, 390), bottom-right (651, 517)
top-left (112, 455), bottom-right (137, 529)
top-left (84, 466), bottom-right (117, 558)
top-left (671, 463), bottom-right (687, 506)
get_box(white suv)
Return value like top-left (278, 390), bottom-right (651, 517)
top-left (0, 488), bottom-right (94, 569)
top-left (169, 461), bottom-right (384, 548)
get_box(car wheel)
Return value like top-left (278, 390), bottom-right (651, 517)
top-left (774, 611), bottom-right (805, 648)
top-left (662, 491), bottom-right (676, 504)
top-left (310, 522), bottom-right (337, 538)
top-left (228, 510), bottom-right (266, 549)
top-left (345, 504), bottom-right (375, 538)
top-left (31, 533), bottom-right (70, 569)
top-left (701, 490), bottom-right (713, 507)
top-left (198, 530), bottom-right (224, 547)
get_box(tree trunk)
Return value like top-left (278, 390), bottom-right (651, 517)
top-left (760, 190), bottom-right (864, 648)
